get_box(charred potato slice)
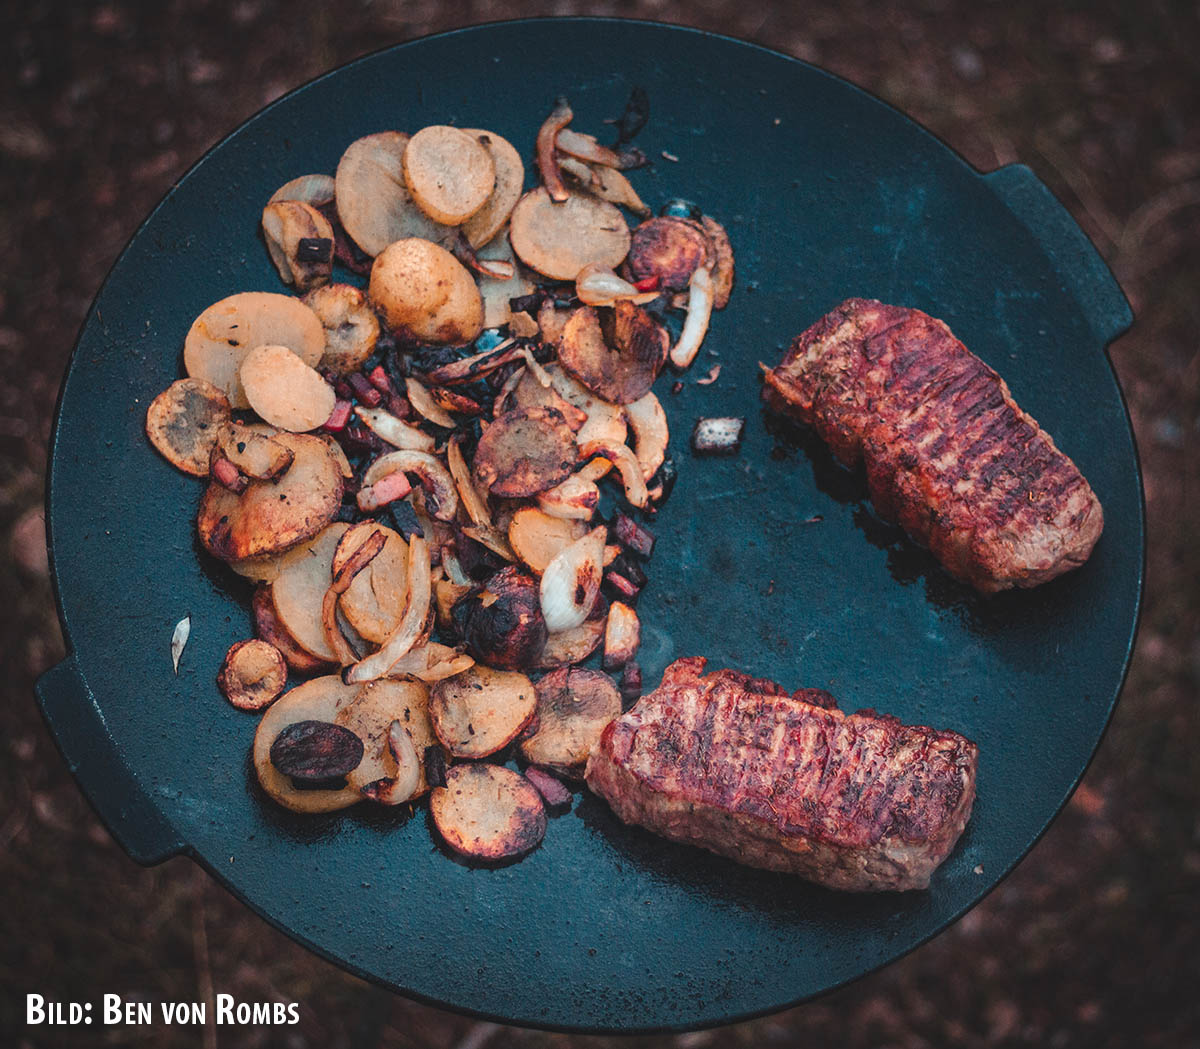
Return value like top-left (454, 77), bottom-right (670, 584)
top-left (252, 584), bottom-right (330, 673)
top-left (253, 675), bottom-right (363, 813)
top-left (303, 283), bottom-right (381, 376)
top-left (334, 677), bottom-right (437, 800)
top-left (557, 302), bottom-right (667, 405)
top-left (429, 665), bottom-right (537, 758)
top-left (509, 188), bottom-right (631, 281)
top-left (332, 522), bottom-right (410, 645)
top-left (460, 129), bottom-right (525, 248)
top-left (183, 291), bottom-right (325, 409)
top-left (197, 433), bottom-right (343, 562)
top-left (217, 639), bottom-right (287, 711)
top-left (240, 344), bottom-right (336, 433)
top-left (334, 131), bottom-right (453, 257)
top-left (369, 238), bottom-right (484, 346)
top-left (519, 667), bottom-right (622, 778)
top-left (270, 522), bottom-right (350, 663)
top-left (430, 763), bottom-right (547, 862)
top-left (472, 407), bottom-right (578, 498)
top-left (145, 377), bottom-right (231, 477)
top-left (626, 216), bottom-right (711, 291)
top-left (402, 125), bottom-right (496, 226)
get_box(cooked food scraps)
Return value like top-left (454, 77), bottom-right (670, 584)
top-left (145, 93), bottom-right (739, 864)
top-left (586, 657), bottom-right (979, 892)
top-left (761, 298), bottom-right (1103, 592)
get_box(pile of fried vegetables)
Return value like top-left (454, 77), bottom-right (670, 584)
top-left (144, 94), bottom-right (734, 862)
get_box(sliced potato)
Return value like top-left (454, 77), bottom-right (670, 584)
top-left (556, 302), bottom-right (666, 405)
top-left (435, 578), bottom-right (475, 632)
top-left (334, 131), bottom-right (453, 257)
top-left (430, 763), bottom-right (547, 861)
top-left (303, 283), bottom-right (381, 376)
top-left (253, 584), bottom-right (330, 672)
top-left (261, 200), bottom-right (334, 292)
top-left (253, 675), bottom-right (362, 813)
top-left (240, 344), bottom-right (336, 433)
top-left (145, 377), bottom-right (231, 477)
top-left (519, 667), bottom-right (622, 778)
top-left (197, 433), bottom-right (343, 562)
top-left (217, 639), bottom-right (287, 711)
top-left (215, 420), bottom-right (294, 480)
top-left (183, 291), bottom-right (325, 409)
top-left (509, 187), bottom-right (631, 281)
top-left (270, 523), bottom-right (350, 663)
top-left (535, 617), bottom-right (605, 669)
top-left (461, 129), bottom-right (525, 248)
top-left (333, 676), bottom-right (432, 801)
top-left (472, 407), bottom-right (577, 498)
top-left (333, 522), bottom-right (410, 644)
top-left (429, 664), bottom-right (537, 758)
top-left (402, 125), bottom-right (496, 226)
top-left (507, 507), bottom-right (587, 574)
top-left (268, 173), bottom-right (336, 207)
top-left (626, 216), bottom-right (711, 291)
top-left (369, 238), bottom-right (484, 346)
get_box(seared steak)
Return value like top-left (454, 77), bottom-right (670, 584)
top-left (761, 298), bottom-right (1103, 592)
top-left (585, 658), bottom-right (978, 892)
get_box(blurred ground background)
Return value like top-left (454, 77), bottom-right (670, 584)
top-left (2, 1), bottom-right (1197, 1046)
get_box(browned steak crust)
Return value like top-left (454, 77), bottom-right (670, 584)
top-left (585, 657), bottom-right (978, 892)
top-left (761, 298), bottom-right (1103, 592)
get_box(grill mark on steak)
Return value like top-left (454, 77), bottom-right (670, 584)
top-left (761, 298), bottom-right (1103, 592)
top-left (585, 657), bottom-right (979, 892)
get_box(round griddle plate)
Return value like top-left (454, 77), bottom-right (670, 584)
top-left (37, 18), bottom-right (1140, 1034)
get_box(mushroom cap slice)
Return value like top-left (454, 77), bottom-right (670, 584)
top-left (509, 188), bottom-right (631, 281)
top-left (145, 377), bottom-right (232, 477)
top-left (196, 433), bottom-right (343, 562)
top-left (472, 407), bottom-right (578, 498)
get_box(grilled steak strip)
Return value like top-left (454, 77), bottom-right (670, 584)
top-left (761, 298), bottom-right (1103, 592)
top-left (585, 657), bottom-right (978, 892)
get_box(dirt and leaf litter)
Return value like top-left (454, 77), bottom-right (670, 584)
top-left (144, 88), bottom-right (734, 864)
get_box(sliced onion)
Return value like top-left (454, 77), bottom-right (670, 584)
top-left (492, 364), bottom-right (526, 416)
top-left (344, 535), bottom-right (432, 684)
top-left (537, 473), bottom-right (600, 520)
top-left (321, 527), bottom-right (386, 665)
top-left (575, 263), bottom-right (660, 308)
top-left (668, 265), bottom-right (715, 370)
top-left (405, 377), bottom-right (455, 428)
top-left (360, 721), bottom-right (421, 805)
top-left (624, 392), bottom-right (668, 481)
top-left (354, 405), bottom-right (436, 451)
top-left (364, 450), bottom-right (458, 522)
top-left (578, 439), bottom-right (649, 508)
top-left (539, 525), bottom-right (606, 633)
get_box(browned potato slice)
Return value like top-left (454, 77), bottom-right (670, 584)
top-left (332, 522), bottom-right (410, 645)
top-left (334, 132), bottom-right (453, 257)
top-left (303, 283), bottom-right (381, 375)
top-left (214, 420), bottom-right (294, 481)
top-left (240, 344), bottom-right (336, 432)
top-left (519, 667), bottom-right (621, 778)
top-left (369, 238), bottom-right (484, 345)
top-left (476, 233), bottom-right (534, 330)
top-left (145, 377), bottom-right (231, 477)
top-left (269, 173), bottom-right (336, 207)
top-left (183, 291), bottom-right (325, 409)
top-left (509, 188), bottom-right (631, 281)
top-left (507, 507), bottom-right (587, 574)
top-left (217, 639), bottom-right (287, 711)
top-left (197, 433), bottom-right (343, 562)
top-left (332, 676), bottom-right (433, 800)
top-left (460, 129), bottom-right (525, 248)
top-left (402, 125), bottom-right (496, 226)
top-left (557, 302), bottom-right (667, 405)
top-left (700, 214), bottom-right (734, 309)
top-left (430, 763), bottom-right (547, 861)
top-left (429, 665), bottom-right (536, 758)
top-left (626, 216), bottom-right (711, 291)
top-left (472, 407), bottom-right (577, 498)
top-left (252, 584), bottom-right (331, 672)
top-left (270, 522), bottom-right (350, 663)
top-left (253, 675), bottom-right (362, 813)
top-left (535, 617), bottom-right (605, 669)
top-left (261, 200), bottom-right (334, 292)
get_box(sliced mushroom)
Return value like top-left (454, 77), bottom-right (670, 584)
top-left (505, 366), bottom-right (588, 431)
top-left (556, 303), bottom-right (666, 406)
top-left (509, 188), bottom-right (631, 281)
top-left (559, 157), bottom-right (650, 217)
top-left (578, 438), bottom-right (649, 507)
top-left (145, 377), bottom-right (232, 477)
top-left (261, 200), bottom-right (334, 292)
top-left (668, 264), bottom-right (715, 370)
top-left (472, 407), bottom-right (578, 498)
top-left (626, 215), bottom-right (712, 291)
top-left (535, 97), bottom-right (574, 203)
top-left (217, 639), bottom-right (288, 711)
top-left (303, 283), bottom-right (380, 376)
top-left (700, 214), bottom-right (734, 309)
